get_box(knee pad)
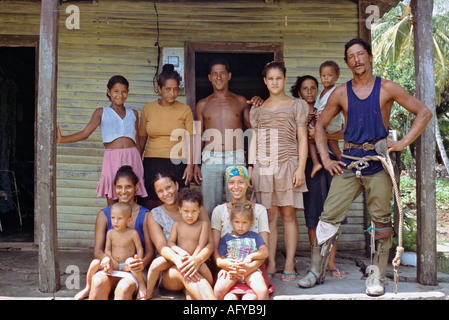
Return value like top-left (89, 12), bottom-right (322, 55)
top-left (372, 221), bottom-right (393, 242)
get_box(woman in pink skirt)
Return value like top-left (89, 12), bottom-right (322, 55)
top-left (57, 75), bottom-right (147, 205)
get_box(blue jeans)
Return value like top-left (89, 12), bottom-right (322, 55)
top-left (201, 149), bottom-right (245, 217)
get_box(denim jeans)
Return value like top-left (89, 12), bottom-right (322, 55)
top-left (200, 149), bottom-right (245, 217)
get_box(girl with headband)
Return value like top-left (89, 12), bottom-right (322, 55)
top-left (211, 165), bottom-right (274, 299)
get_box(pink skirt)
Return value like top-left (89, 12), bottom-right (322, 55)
top-left (96, 147), bottom-right (147, 200)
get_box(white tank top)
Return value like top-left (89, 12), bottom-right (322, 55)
top-left (100, 106), bottom-right (136, 143)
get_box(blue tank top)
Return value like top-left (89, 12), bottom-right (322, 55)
top-left (103, 205), bottom-right (148, 249)
top-left (341, 76), bottom-right (388, 175)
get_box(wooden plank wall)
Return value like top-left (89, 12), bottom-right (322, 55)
top-left (0, 0), bottom-right (364, 251)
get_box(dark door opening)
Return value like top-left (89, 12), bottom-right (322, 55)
top-left (194, 52), bottom-right (273, 104)
top-left (194, 52), bottom-right (275, 164)
top-left (185, 42), bottom-right (283, 163)
top-left (0, 46), bottom-right (35, 242)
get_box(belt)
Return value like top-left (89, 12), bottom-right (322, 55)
top-left (343, 138), bottom-right (383, 151)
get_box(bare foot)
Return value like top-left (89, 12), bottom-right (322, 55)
top-left (145, 287), bottom-right (154, 300)
top-left (136, 282), bottom-right (147, 300)
top-left (74, 286), bottom-right (90, 300)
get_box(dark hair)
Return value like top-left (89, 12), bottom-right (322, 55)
top-left (208, 58), bottom-right (231, 74)
top-left (157, 64), bottom-right (182, 87)
top-left (106, 75), bottom-right (129, 101)
top-left (290, 75), bottom-right (319, 98)
top-left (344, 38), bottom-right (372, 62)
top-left (320, 60), bottom-right (340, 76)
top-left (230, 202), bottom-right (254, 223)
top-left (262, 61), bottom-right (286, 78)
top-left (178, 188), bottom-right (203, 207)
top-left (151, 170), bottom-right (177, 189)
top-left (114, 165), bottom-right (139, 186)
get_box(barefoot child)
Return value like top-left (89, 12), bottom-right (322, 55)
top-left (309, 61), bottom-right (344, 178)
top-left (75, 202), bottom-right (147, 300)
top-left (214, 203), bottom-right (269, 300)
top-left (145, 188), bottom-right (212, 299)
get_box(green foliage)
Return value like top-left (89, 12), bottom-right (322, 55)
top-left (397, 176), bottom-right (418, 252)
top-left (436, 178), bottom-right (449, 211)
top-left (374, 54), bottom-right (417, 170)
top-left (395, 176), bottom-right (449, 253)
top-left (372, 1), bottom-right (449, 169)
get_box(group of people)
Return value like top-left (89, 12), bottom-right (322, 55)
top-left (57, 37), bottom-right (432, 300)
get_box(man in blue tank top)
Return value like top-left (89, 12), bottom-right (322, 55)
top-left (298, 38), bottom-right (432, 296)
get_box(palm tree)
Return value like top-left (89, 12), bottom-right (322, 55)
top-left (372, 0), bottom-right (449, 174)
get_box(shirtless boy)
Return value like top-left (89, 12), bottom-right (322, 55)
top-left (75, 202), bottom-right (146, 300)
top-left (194, 58), bottom-right (257, 216)
top-left (168, 188), bottom-right (213, 282)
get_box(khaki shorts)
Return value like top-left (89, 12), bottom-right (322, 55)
top-left (320, 168), bottom-right (393, 226)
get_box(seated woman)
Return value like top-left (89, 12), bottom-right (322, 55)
top-left (88, 165), bottom-right (154, 300)
top-left (211, 165), bottom-right (274, 300)
top-left (146, 171), bottom-right (216, 300)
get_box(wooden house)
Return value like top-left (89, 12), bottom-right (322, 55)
top-left (0, 0), bottom-right (401, 254)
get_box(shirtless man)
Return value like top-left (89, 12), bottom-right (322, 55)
top-left (297, 38), bottom-right (432, 296)
top-left (194, 58), bottom-right (258, 216)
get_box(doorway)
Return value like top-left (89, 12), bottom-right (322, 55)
top-left (184, 41), bottom-right (283, 167)
top-left (185, 42), bottom-right (283, 112)
top-left (194, 52), bottom-right (273, 104)
top-left (0, 44), bottom-right (36, 243)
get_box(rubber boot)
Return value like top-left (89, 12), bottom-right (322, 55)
top-left (298, 231), bottom-right (339, 288)
top-left (366, 251), bottom-right (389, 296)
top-left (298, 245), bottom-right (324, 288)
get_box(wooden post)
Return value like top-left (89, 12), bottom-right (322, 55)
top-left (358, 0), bottom-right (372, 43)
top-left (37, 0), bottom-right (60, 293)
top-left (411, 0), bottom-right (437, 286)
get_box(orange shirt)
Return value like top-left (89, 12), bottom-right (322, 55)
top-left (139, 100), bottom-right (194, 159)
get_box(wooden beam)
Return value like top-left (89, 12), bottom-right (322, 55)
top-left (411, 0), bottom-right (437, 286)
top-left (37, 0), bottom-right (61, 293)
top-left (358, 0), bottom-right (372, 43)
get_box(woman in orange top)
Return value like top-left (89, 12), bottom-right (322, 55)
top-left (139, 64), bottom-right (195, 209)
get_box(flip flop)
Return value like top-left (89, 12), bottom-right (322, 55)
top-left (267, 272), bottom-right (274, 280)
top-left (281, 272), bottom-right (297, 281)
top-left (328, 269), bottom-right (346, 279)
